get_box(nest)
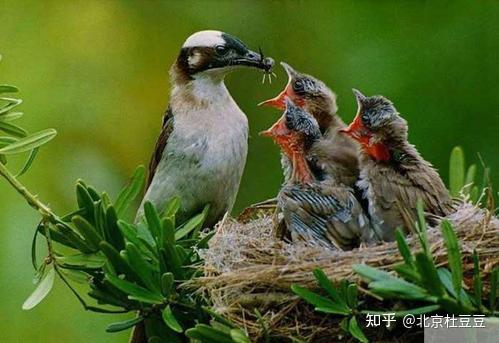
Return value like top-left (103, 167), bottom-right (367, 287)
top-left (194, 202), bottom-right (499, 342)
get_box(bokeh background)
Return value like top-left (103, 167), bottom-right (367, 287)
top-left (0, 1), bottom-right (498, 342)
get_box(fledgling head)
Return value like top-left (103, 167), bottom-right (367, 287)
top-left (260, 62), bottom-right (337, 131)
top-left (173, 30), bottom-right (274, 83)
top-left (260, 98), bottom-right (321, 157)
top-left (340, 89), bottom-right (408, 162)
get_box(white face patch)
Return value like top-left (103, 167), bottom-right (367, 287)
top-left (182, 30), bottom-right (225, 48)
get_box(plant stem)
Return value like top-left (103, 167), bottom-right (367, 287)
top-left (0, 161), bottom-right (56, 221)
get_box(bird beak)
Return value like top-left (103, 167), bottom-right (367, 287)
top-left (258, 84), bottom-right (293, 109)
top-left (232, 49), bottom-right (274, 72)
top-left (259, 116), bottom-right (290, 138)
top-left (339, 114), bottom-right (365, 140)
top-left (258, 61), bottom-right (301, 109)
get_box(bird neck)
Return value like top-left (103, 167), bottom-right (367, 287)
top-left (290, 150), bottom-right (314, 184)
top-left (170, 66), bottom-right (234, 110)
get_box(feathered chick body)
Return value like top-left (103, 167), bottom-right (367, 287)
top-left (261, 62), bottom-right (359, 186)
top-left (341, 90), bottom-right (454, 241)
top-left (262, 99), bottom-right (375, 250)
top-left (137, 31), bottom-right (274, 227)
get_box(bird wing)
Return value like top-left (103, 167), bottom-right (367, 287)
top-left (278, 183), bottom-right (372, 250)
top-left (147, 106), bottom-right (174, 187)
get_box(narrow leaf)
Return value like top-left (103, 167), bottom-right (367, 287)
top-left (72, 215), bottom-right (102, 250)
top-left (441, 220), bottom-right (462, 297)
top-left (230, 328), bottom-right (250, 343)
top-left (395, 228), bottom-right (414, 267)
top-left (449, 146), bottom-right (465, 196)
top-left (348, 316), bottom-right (368, 343)
top-left (125, 242), bottom-right (160, 293)
top-left (175, 211), bottom-right (207, 241)
top-left (104, 274), bottom-right (164, 305)
top-left (115, 165), bottom-right (145, 216)
top-left (313, 268), bottom-right (348, 309)
top-left (22, 267), bottom-right (55, 310)
top-left (106, 316), bottom-right (144, 333)
top-left (415, 253), bottom-right (445, 297)
top-left (0, 129), bottom-right (56, 154)
top-left (0, 120), bottom-right (27, 137)
top-left (15, 147), bottom-right (38, 177)
top-left (353, 264), bottom-right (395, 282)
top-left (162, 305), bottom-right (183, 333)
top-left (0, 84), bottom-right (19, 93)
top-left (291, 285), bottom-right (349, 315)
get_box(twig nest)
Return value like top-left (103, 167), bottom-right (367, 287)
top-left (195, 202), bottom-right (498, 341)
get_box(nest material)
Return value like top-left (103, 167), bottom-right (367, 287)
top-left (195, 203), bottom-right (499, 341)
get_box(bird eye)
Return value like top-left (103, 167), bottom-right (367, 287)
top-left (215, 45), bottom-right (229, 55)
top-left (293, 80), bottom-right (304, 91)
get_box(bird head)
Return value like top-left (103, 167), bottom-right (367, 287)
top-left (340, 89), bottom-right (408, 162)
top-left (174, 30), bottom-right (274, 82)
top-left (260, 98), bottom-right (321, 157)
top-left (259, 62), bottom-right (337, 131)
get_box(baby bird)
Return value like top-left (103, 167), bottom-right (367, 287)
top-left (260, 62), bottom-right (359, 186)
top-left (340, 89), bottom-right (454, 241)
top-left (261, 98), bottom-right (375, 250)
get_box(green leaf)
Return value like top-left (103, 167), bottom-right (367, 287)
top-left (0, 111), bottom-right (23, 121)
top-left (0, 84), bottom-right (19, 93)
top-left (0, 97), bottom-right (22, 115)
top-left (489, 268), bottom-right (498, 311)
top-left (312, 268), bottom-right (349, 309)
top-left (99, 241), bottom-right (137, 279)
top-left (125, 242), bottom-right (160, 293)
top-left (106, 316), bottom-right (144, 333)
top-left (0, 120), bottom-right (27, 137)
top-left (144, 201), bottom-right (162, 239)
top-left (161, 272), bottom-right (174, 296)
top-left (163, 197), bottom-right (181, 219)
top-left (449, 146), bottom-right (465, 196)
top-left (437, 268), bottom-right (473, 308)
top-left (291, 285), bottom-right (349, 315)
top-left (174, 211), bottom-right (206, 241)
top-left (348, 316), bottom-right (368, 343)
top-left (415, 253), bottom-right (445, 297)
top-left (202, 307), bottom-right (236, 328)
top-left (415, 200), bottom-right (430, 257)
top-left (393, 263), bottom-right (420, 283)
top-left (76, 183), bottom-right (95, 221)
top-left (162, 305), bottom-right (183, 333)
top-left (395, 228), bottom-right (414, 267)
top-left (104, 205), bottom-right (125, 251)
top-left (105, 273), bottom-right (164, 305)
top-left (15, 147), bottom-right (38, 177)
top-left (472, 250), bottom-right (482, 308)
top-left (22, 267), bottom-right (55, 310)
top-left (114, 165), bottom-right (145, 216)
top-left (369, 278), bottom-right (430, 300)
top-left (0, 128), bottom-right (56, 154)
top-left (55, 253), bottom-right (106, 269)
top-left (346, 284), bottom-right (358, 309)
top-left (464, 164), bottom-right (477, 192)
top-left (161, 217), bottom-right (175, 247)
top-left (440, 220), bottom-right (462, 298)
top-left (192, 324), bottom-right (234, 343)
top-left (72, 215), bottom-right (103, 250)
top-left (230, 328), bottom-right (250, 343)
top-left (353, 264), bottom-right (395, 282)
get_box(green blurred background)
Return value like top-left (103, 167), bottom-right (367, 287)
top-left (0, 0), bottom-right (498, 341)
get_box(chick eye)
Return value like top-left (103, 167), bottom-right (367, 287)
top-left (293, 80), bottom-right (304, 91)
top-left (215, 45), bottom-right (229, 55)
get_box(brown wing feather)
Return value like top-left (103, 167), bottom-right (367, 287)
top-left (147, 106), bottom-right (174, 187)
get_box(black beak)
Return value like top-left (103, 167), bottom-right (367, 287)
top-left (232, 49), bottom-right (274, 72)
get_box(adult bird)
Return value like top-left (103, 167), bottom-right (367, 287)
top-left (340, 89), bottom-right (454, 241)
top-left (260, 62), bottom-right (359, 187)
top-left (261, 99), bottom-right (375, 250)
top-left (136, 30), bottom-right (274, 228)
